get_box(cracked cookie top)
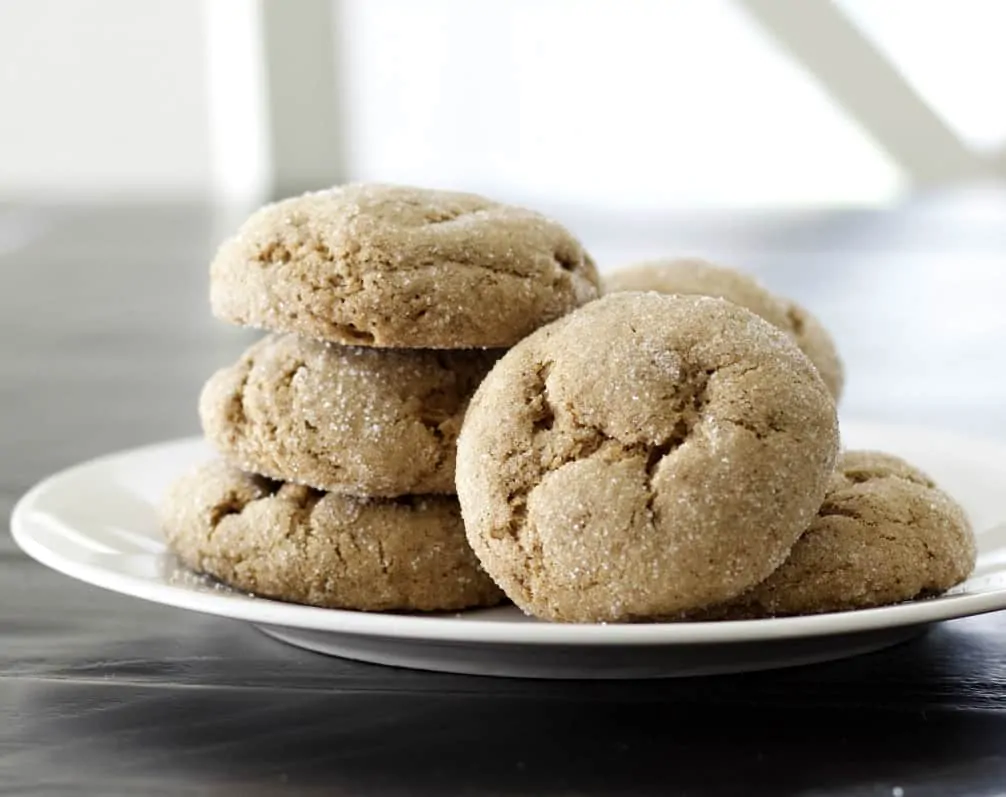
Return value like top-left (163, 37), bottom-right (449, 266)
top-left (604, 257), bottom-right (844, 400)
top-left (200, 333), bottom-right (501, 496)
top-left (210, 183), bottom-right (600, 348)
top-left (703, 450), bottom-right (976, 618)
top-left (160, 459), bottom-right (504, 612)
top-left (456, 291), bottom-right (840, 622)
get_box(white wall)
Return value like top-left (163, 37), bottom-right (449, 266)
top-left (0, 0), bottom-right (211, 200)
top-left (338, 0), bottom-right (903, 210)
top-left (3, 0), bottom-right (967, 208)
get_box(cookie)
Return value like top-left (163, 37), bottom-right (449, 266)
top-left (210, 183), bottom-right (600, 348)
top-left (200, 333), bottom-right (500, 496)
top-left (604, 258), bottom-right (844, 399)
top-left (701, 451), bottom-right (976, 618)
top-left (160, 460), bottom-right (505, 612)
top-left (456, 292), bottom-right (839, 623)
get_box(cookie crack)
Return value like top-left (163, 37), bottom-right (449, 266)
top-left (422, 438), bottom-right (450, 491)
top-left (785, 303), bottom-right (806, 337)
top-left (251, 359), bottom-right (309, 452)
top-left (724, 360), bottom-right (761, 381)
top-left (720, 416), bottom-right (786, 442)
top-left (225, 363), bottom-right (253, 432)
top-left (417, 413), bottom-right (448, 440)
top-left (552, 248), bottom-right (582, 273)
top-left (817, 500), bottom-right (862, 520)
top-left (843, 468), bottom-right (935, 489)
top-left (278, 359), bottom-right (308, 389)
top-left (422, 206), bottom-right (471, 224)
top-left (283, 484), bottom-right (325, 519)
top-left (208, 490), bottom-right (247, 531)
top-left (375, 537), bottom-right (390, 576)
top-left (530, 362), bottom-right (555, 432)
top-left (635, 372), bottom-right (711, 521)
top-left (336, 322), bottom-right (376, 344)
top-left (328, 537), bottom-right (348, 572)
top-left (642, 440), bottom-right (675, 520)
top-left (505, 363), bottom-right (712, 541)
top-left (417, 381), bottom-right (464, 434)
top-left (205, 474), bottom-right (279, 538)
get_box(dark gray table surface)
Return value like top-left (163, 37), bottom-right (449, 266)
top-left (3, 192), bottom-right (1006, 796)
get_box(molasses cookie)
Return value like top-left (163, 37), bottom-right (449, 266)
top-left (210, 183), bottom-right (600, 348)
top-left (604, 258), bottom-right (844, 399)
top-left (703, 451), bottom-right (976, 618)
top-left (200, 333), bottom-right (500, 496)
top-left (161, 460), bottom-right (505, 612)
top-left (456, 292), bottom-right (839, 623)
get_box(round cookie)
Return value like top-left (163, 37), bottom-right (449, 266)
top-left (210, 183), bottom-right (600, 348)
top-left (456, 292), bottom-right (840, 623)
top-left (200, 333), bottom-right (500, 496)
top-left (604, 258), bottom-right (844, 399)
top-left (160, 460), bottom-right (505, 612)
top-left (701, 451), bottom-right (976, 618)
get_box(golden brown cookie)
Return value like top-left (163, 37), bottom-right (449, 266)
top-left (210, 183), bottom-right (600, 348)
top-left (456, 292), bottom-right (839, 623)
top-left (701, 451), bottom-right (976, 618)
top-left (160, 460), bottom-right (505, 612)
top-left (200, 333), bottom-right (500, 496)
top-left (604, 258), bottom-right (844, 399)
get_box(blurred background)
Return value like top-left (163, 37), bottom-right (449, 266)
top-left (5, 0), bottom-right (1006, 208)
top-left (1, 0), bottom-right (1005, 479)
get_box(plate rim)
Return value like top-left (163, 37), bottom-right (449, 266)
top-left (11, 418), bottom-right (1006, 647)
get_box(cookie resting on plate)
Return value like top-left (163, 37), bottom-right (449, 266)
top-left (456, 291), bottom-right (839, 623)
top-left (161, 460), bottom-right (505, 612)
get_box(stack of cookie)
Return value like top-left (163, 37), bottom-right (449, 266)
top-left (161, 184), bottom-right (600, 612)
top-left (162, 190), bottom-right (975, 625)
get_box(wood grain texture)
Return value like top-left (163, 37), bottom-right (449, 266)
top-left (2, 198), bottom-right (1006, 795)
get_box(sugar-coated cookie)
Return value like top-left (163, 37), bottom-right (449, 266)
top-left (701, 451), bottom-right (976, 618)
top-left (211, 183), bottom-right (600, 348)
top-left (604, 258), bottom-right (844, 399)
top-left (456, 292), bottom-right (839, 623)
top-left (200, 333), bottom-right (500, 496)
top-left (161, 460), bottom-right (505, 612)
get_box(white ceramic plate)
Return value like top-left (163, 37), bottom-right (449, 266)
top-left (11, 420), bottom-right (1006, 679)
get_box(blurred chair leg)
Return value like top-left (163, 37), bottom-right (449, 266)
top-left (260, 0), bottom-right (347, 199)
top-left (204, 0), bottom-right (270, 214)
top-left (734, 0), bottom-right (987, 187)
top-left (203, 0), bottom-right (346, 213)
